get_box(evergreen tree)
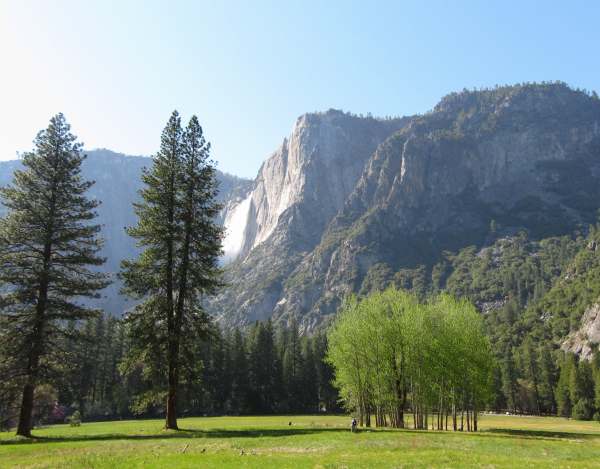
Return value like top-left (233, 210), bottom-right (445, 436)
top-left (556, 354), bottom-right (574, 417)
top-left (520, 338), bottom-right (541, 414)
top-left (500, 345), bottom-right (519, 413)
top-left (228, 329), bottom-right (249, 414)
top-left (121, 111), bottom-right (222, 430)
top-left (537, 344), bottom-right (557, 414)
top-left (281, 320), bottom-right (303, 411)
top-left (248, 321), bottom-right (278, 413)
top-left (571, 358), bottom-right (594, 419)
top-left (0, 114), bottom-right (108, 436)
top-left (299, 338), bottom-right (319, 412)
top-left (313, 333), bottom-right (339, 412)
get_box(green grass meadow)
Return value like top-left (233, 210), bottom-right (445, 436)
top-left (1, 414), bottom-right (600, 468)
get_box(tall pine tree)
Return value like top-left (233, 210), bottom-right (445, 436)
top-left (120, 111), bottom-right (222, 430)
top-left (0, 114), bottom-right (108, 437)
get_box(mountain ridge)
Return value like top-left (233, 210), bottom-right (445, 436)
top-left (213, 83), bottom-right (600, 331)
top-left (3, 83), bottom-right (600, 333)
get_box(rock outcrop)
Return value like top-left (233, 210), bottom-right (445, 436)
top-left (562, 302), bottom-right (600, 360)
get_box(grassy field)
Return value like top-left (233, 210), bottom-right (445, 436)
top-left (1, 414), bottom-right (600, 468)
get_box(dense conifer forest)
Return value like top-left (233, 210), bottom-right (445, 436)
top-left (0, 316), bottom-right (339, 430)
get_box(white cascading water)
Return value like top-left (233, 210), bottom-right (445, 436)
top-left (221, 194), bottom-right (252, 263)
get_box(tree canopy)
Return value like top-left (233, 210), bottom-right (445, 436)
top-left (327, 288), bottom-right (493, 431)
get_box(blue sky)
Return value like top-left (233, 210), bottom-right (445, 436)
top-left (1, 1), bottom-right (599, 177)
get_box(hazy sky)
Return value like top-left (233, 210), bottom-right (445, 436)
top-left (1, 1), bottom-right (599, 177)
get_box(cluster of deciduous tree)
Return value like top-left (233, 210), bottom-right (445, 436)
top-left (0, 316), bottom-right (339, 430)
top-left (327, 288), bottom-right (493, 431)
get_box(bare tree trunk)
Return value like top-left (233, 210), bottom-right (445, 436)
top-left (452, 402), bottom-right (457, 431)
top-left (17, 239), bottom-right (51, 438)
top-left (394, 376), bottom-right (405, 428)
top-left (413, 402), bottom-right (417, 430)
top-left (466, 408), bottom-right (471, 432)
top-left (165, 335), bottom-right (179, 430)
top-left (16, 383), bottom-right (35, 437)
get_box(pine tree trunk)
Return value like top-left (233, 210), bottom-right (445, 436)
top-left (17, 239), bottom-right (51, 437)
top-left (164, 152), bottom-right (178, 431)
top-left (16, 383), bottom-right (35, 437)
top-left (165, 340), bottom-right (179, 430)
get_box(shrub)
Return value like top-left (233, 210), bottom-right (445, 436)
top-left (572, 398), bottom-right (593, 420)
top-left (68, 410), bottom-right (82, 427)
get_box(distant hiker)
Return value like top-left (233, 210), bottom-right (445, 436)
top-left (351, 417), bottom-right (357, 433)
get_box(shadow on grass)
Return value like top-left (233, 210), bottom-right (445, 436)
top-left (0, 427), bottom-right (354, 445)
top-left (483, 428), bottom-right (600, 440)
top-left (5, 426), bottom-right (599, 446)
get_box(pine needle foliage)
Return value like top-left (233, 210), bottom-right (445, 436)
top-left (0, 114), bottom-right (108, 436)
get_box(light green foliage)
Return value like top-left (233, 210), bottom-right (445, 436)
top-left (327, 288), bottom-right (493, 430)
top-left (68, 410), bottom-right (82, 427)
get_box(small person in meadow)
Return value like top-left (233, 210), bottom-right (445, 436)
top-left (351, 417), bottom-right (357, 433)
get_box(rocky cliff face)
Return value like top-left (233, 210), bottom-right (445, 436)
top-left (562, 302), bottom-right (600, 360)
top-left (0, 149), bottom-right (252, 314)
top-left (220, 110), bottom-right (409, 261)
top-left (214, 84), bottom-right (600, 331)
top-left (211, 110), bottom-right (409, 324)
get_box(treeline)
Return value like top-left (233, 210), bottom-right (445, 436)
top-left (327, 288), bottom-right (493, 431)
top-left (0, 317), bottom-right (339, 430)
